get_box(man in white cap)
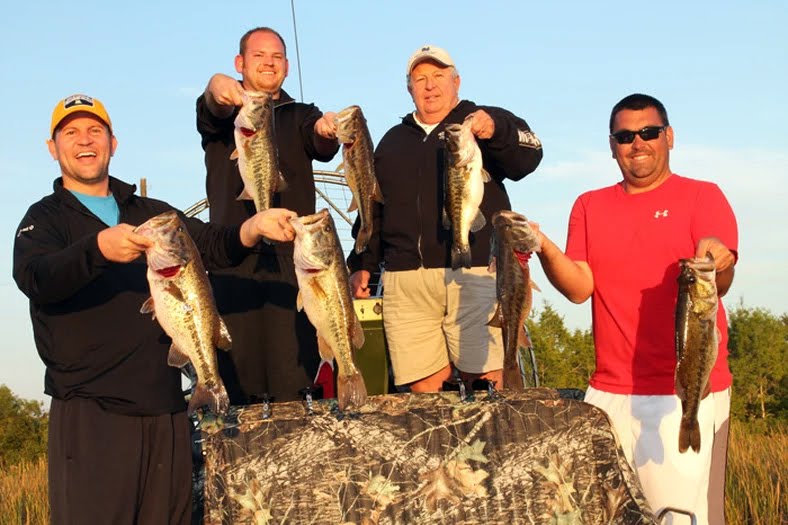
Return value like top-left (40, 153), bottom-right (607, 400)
top-left (348, 45), bottom-right (543, 393)
top-left (13, 93), bottom-right (297, 524)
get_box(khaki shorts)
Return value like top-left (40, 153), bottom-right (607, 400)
top-left (382, 266), bottom-right (504, 385)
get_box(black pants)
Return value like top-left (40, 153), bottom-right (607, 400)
top-left (48, 398), bottom-right (192, 525)
top-left (211, 253), bottom-right (321, 404)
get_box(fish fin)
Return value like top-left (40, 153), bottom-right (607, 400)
top-left (518, 323), bottom-right (533, 349)
top-left (442, 208), bottom-right (452, 230)
top-left (487, 303), bottom-right (503, 328)
top-left (296, 291), bottom-right (304, 311)
top-left (337, 372), bottom-right (368, 411)
top-left (347, 196), bottom-right (358, 213)
top-left (487, 255), bottom-right (497, 274)
top-left (229, 148), bottom-right (239, 161)
top-left (701, 380), bottom-right (712, 400)
top-left (308, 279), bottom-right (329, 302)
top-left (276, 172), bottom-right (288, 192)
top-left (215, 318), bottom-right (232, 351)
top-left (354, 225), bottom-right (370, 254)
top-left (140, 297), bottom-right (155, 317)
top-left (188, 382), bottom-right (230, 417)
top-left (481, 168), bottom-right (492, 183)
top-left (317, 334), bottom-right (335, 361)
top-left (451, 246), bottom-right (472, 270)
top-left (470, 210), bottom-right (486, 233)
top-left (164, 283), bottom-right (188, 305)
top-left (167, 344), bottom-right (191, 368)
top-left (372, 181), bottom-right (384, 203)
top-left (530, 279), bottom-right (542, 293)
top-left (236, 187), bottom-right (253, 201)
top-left (678, 416), bottom-right (701, 453)
top-left (351, 313), bottom-right (365, 349)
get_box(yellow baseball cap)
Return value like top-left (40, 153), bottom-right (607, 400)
top-left (50, 94), bottom-right (112, 138)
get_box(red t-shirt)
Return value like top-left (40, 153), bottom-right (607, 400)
top-left (566, 174), bottom-right (738, 395)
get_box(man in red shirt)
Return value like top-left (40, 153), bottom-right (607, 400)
top-left (535, 94), bottom-right (737, 524)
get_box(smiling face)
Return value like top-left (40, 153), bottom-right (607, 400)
top-left (235, 30), bottom-right (289, 96)
top-left (407, 60), bottom-right (460, 124)
top-left (609, 106), bottom-right (674, 194)
top-left (47, 113), bottom-right (117, 195)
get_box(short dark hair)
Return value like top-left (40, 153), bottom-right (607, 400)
top-left (239, 27), bottom-right (287, 56)
top-left (609, 93), bottom-right (669, 132)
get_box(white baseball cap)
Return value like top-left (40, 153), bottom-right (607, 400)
top-left (406, 45), bottom-right (455, 75)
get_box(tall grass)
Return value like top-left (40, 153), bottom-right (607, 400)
top-left (0, 421), bottom-right (784, 523)
top-left (726, 420), bottom-right (786, 524)
top-left (0, 457), bottom-right (48, 525)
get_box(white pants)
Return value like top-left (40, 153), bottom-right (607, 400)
top-left (584, 386), bottom-right (731, 525)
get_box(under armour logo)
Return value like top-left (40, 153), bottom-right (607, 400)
top-left (654, 209), bottom-right (669, 218)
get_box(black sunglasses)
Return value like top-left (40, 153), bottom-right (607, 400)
top-left (610, 126), bottom-right (666, 145)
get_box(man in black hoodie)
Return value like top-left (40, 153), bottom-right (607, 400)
top-left (348, 45), bottom-right (543, 393)
top-left (13, 94), bottom-right (296, 524)
top-left (196, 26), bottom-right (340, 404)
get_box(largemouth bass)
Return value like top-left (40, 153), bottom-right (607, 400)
top-left (675, 253), bottom-right (718, 453)
top-left (136, 211), bottom-right (231, 416)
top-left (487, 210), bottom-right (541, 390)
top-left (290, 209), bottom-right (368, 410)
top-left (232, 90), bottom-right (287, 211)
top-left (335, 105), bottom-right (384, 254)
top-left (443, 118), bottom-right (490, 270)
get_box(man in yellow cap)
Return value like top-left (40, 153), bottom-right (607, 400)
top-left (347, 45), bottom-right (543, 393)
top-left (13, 94), bottom-right (298, 524)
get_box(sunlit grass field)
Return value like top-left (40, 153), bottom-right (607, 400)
top-left (1, 420), bottom-right (784, 524)
top-left (0, 457), bottom-right (47, 525)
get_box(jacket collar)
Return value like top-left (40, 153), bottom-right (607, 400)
top-left (401, 99), bottom-right (474, 129)
top-left (53, 176), bottom-right (137, 208)
top-left (275, 88), bottom-right (296, 107)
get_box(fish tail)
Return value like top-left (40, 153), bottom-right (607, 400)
top-left (503, 364), bottom-right (524, 391)
top-left (451, 245), bottom-right (472, 270)
top-left (354, 225), bottom-right (371, 254)
top-left (188, 382), bottom-right (230, 417)
top-left (678, 417), bottom-right (701, 453)
top-left (337, 372), bottom-right (368, 411)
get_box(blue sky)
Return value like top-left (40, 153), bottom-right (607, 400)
top-left (1, 1), bottom-right (786, 404)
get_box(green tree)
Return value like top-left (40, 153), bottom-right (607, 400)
top-left (727, 305), bottom-right (788, 422)
top-left (0, 385), bottom-right (48, 468)
top-left (527, 301), bottom-right (594, 390)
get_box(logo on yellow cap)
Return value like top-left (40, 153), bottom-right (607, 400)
top-left (50, 94), bottom-right (112, 138)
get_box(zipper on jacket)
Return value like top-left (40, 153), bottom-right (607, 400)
top-left (416, 190), bottom-right (424, 265)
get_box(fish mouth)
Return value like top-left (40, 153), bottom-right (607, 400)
top-left (680, 255), bottom-right (715, 271)
top-left (134, 211), bottom-right (180, 236)
top-left (155, 265), bottom-right (182, 278)
top-left (493, 210), bottom-right (529, 224)
top-left (291, 209), bottom-right (330, 229)
top-left (335, 106), bottom-right (360, 122)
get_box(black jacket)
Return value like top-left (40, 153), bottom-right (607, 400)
top-left (196, 87), bottom-right (339, 257)
top-left (12, 177), bottom-right (248, 415)
top-left (347, 100), bottom-right (543, 274)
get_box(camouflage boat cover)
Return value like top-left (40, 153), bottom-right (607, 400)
top-left (194, 388), bottom-right (656, 524)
